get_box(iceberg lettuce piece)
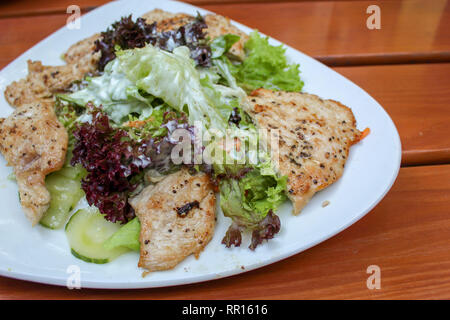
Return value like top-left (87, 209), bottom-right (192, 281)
top-left (117, 45), bottom-right (244, 132)
top-left (59, 59), bottom-right (154, 124)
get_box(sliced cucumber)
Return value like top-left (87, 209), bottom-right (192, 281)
top-left (40, 169), bottom-right (85, 229)
top-left (57, 165), bottom-right (86, 180)
top-left (65, 207), bottom-right (128, 264)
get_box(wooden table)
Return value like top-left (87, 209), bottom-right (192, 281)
top-left (0, 0), bottom-right (449, 300)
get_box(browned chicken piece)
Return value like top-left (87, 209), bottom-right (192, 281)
top-left (4, 44), bottom-right (100, 108)
top-left (0, 100), bottom-right (68, 225)
top-left (142, 8), bottom-right (195, 32)
top-left (141, 8), bottom-right (189, 26)
top-left (141, 9), bottom-right (248, 60)
top-left (63, 33), bottom-right (101, 66)
top-left (129, 168), bottom-right (216, 272)
top-left (246, 88), bottom-right (362, 214)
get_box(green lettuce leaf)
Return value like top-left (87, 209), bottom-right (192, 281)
top-left (122, 104), bottom-right (174, 141)
top-left (59, 59), bottom-right (155, 124)
top-left (117, 45), bottom-right (242, 132)
top-left (227, 31), bottom-right (304, 92)
top-left (103, 217), bottom-right (140, 251)
top-left (218, 159), bottom-right (287, 228)
top-left (210, 34), bottom-right (240, 58)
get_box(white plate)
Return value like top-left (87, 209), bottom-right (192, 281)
top-left (0, 0), bottom-right (401, 289)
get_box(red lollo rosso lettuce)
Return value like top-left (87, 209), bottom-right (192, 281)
top-left (71, 103), bottom-right (194, 223)
top-left (221, 210), bottom-right (280, 250)
top-left (71, 104), bottom-right (149, 223)
top-left (214, 154), bottom-right (287, 250)
top-left (95, 14), bottom-right (211, 71)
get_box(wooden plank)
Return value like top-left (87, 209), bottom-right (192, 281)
top-left (0, 14), bottom-right (67, 70)
top-left (0, 0), bottom-right (449, 66)
top-left (0, 1), bottom-right (407, 18)
top-left (0, 164), bottom-right (449, 299)
top-left (334, 63), bottom-right (450, 166)
top-left (0, 0), bottom-right (106, 18)
top-left (202, 0), bottom-right (450, 66)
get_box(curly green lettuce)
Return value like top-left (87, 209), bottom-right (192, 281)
top-left (58, 59), bottom-right (155, 124)
top-left (117, 45), bottom-right (246, 132)
top-left (213, 31), bottom-right (304, 93)
top-left (214, 146), bottom-right (287, 249)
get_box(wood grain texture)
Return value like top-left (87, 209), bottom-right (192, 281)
top-left (0, 0), bottom-right (407, 18)
top-left (0, 0), bottom-right (105, 18)
top-left (334, 63), bottom-right (450, 166)
top-left (0, 0), bottom-right (449, 66)
top-left (0, 164), bottom-right (449, 299)
top-left (202, 0), bottom-right (450, 66)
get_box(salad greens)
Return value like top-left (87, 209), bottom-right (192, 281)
top-left (95, 14), bottom-right (211, 71)
top-left (49, 13), bottom-right (305, 255)
top-left (117, 45), bottom-right (243, 132)
top-left (210, 34), bottom-right (240, 59)
top-left (212, 132), bottom-right (288, 248)
top-left (59, 59), bottom-right (155, 124)
top-left (216, 31), bottom-right (304, 93)
top-left (104, 217), bottom-right (141, 251)
top-left (229, 160), bottom-right (287, 220)
top-left (219, 160), bottom-right (287, 248)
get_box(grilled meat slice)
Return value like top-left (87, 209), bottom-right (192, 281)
top-left (129, 168), bottom-right (216, 272)
top-left (142, 9), bottom-right (195, 32)
top-left (4, 57), bottom-right (98, 108)
top-left (63, 33), bottom-right (101, 66)
top-left (246, 88), bottom-right (362, 214)
top-left (0, 100), bottom-right (68, 225)
top-left (4, 33), bottom-right (100, 108)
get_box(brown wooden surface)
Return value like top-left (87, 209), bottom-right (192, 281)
top-left (205, 0), bottom-right (450, 65)
top-left (334, 63), bottom-right (450, 166)
top-left (0, 0), bottom-right (409, 18)
top-left (0, 0), bottom-right (449, 67)
top-left (0, 164), bottom-right (449, 299)
top-left (0, 0), bottom-right (449, 300)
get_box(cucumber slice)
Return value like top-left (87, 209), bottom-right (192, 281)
top-left (65, 207), bottom-right (128, 264)
top-left (40, 171), bottom-right (85, 229)
top-left (57, 165), bottom-right (86, 180)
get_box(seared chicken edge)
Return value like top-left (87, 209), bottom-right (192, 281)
top-left (129, 168), bottom-right (216, 273)
top-left (0, 100), bottom-right (68, 225)
top-left (246, 88), bottom-right (362, 214)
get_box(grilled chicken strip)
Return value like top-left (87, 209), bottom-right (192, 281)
top-left (129, 168), bottom-right (216, 272)
top-left (246, 89), bottom-right (362, 214)
top-left (4, 56), bottom-right (99, 108)
top-left (63, 33), bottom-right (101, 66)
top-left (141, 8), bottom-right (188, 26)
top-left (0, 100), bottom-right (68, 225)
top-left (4, 35), bottom-right (100, 108)
top-left (142, 9), bottom-right (248, 60)
top-left (142, 9), bottom-right (195, 32)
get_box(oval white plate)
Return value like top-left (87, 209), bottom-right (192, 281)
top-left (0, 0), bottom-right (401, 289)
